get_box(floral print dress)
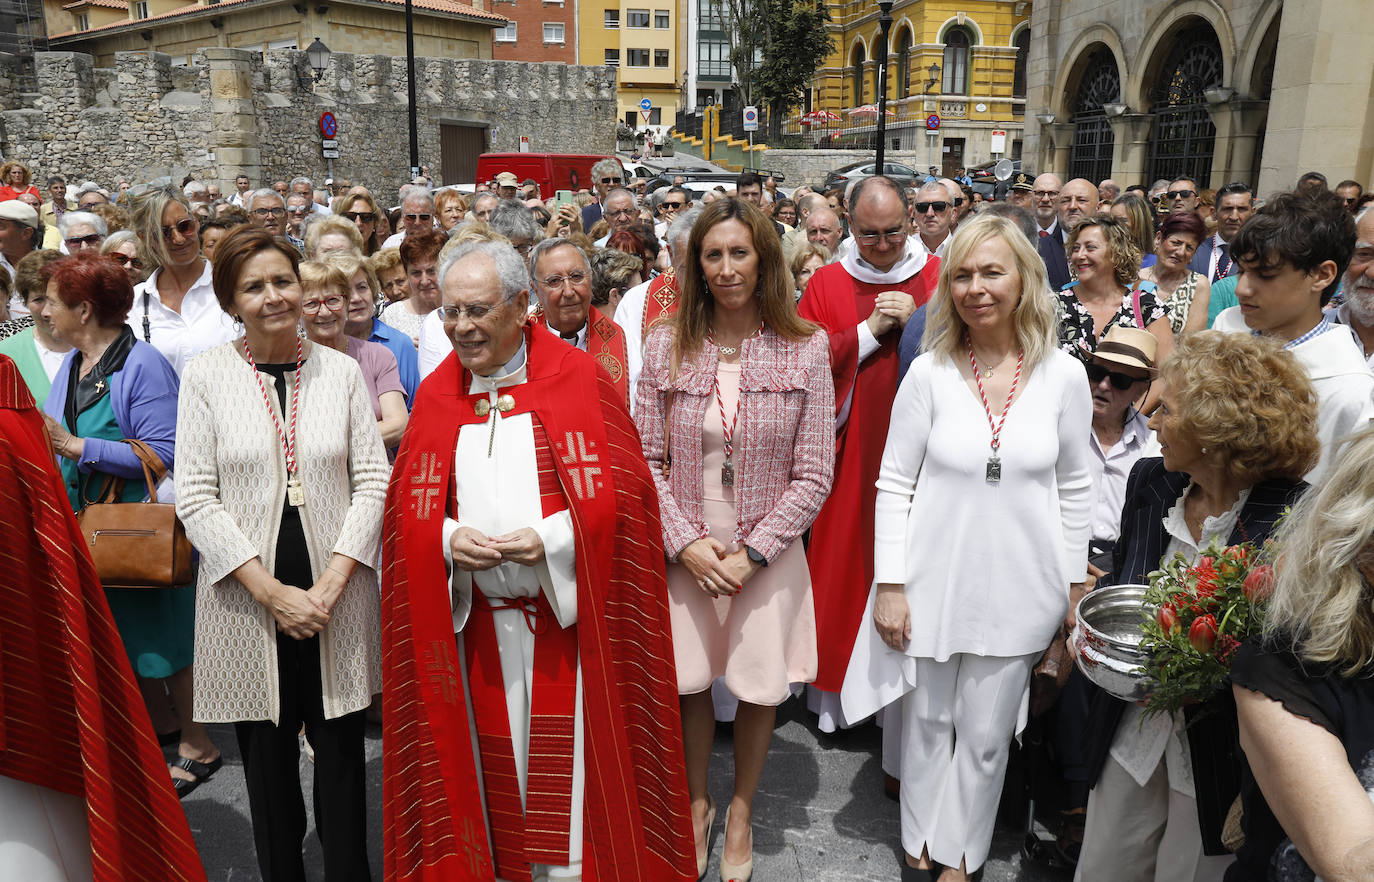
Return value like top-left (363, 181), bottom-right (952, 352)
top-left (1055, 282), bottom-right (1167, 364)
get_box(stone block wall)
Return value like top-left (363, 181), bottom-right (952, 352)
top-left (0, 48), bottom-right (618, 196)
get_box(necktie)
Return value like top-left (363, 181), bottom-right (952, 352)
top-left (1214, 241), bottom-right (1230, 282)
top-left (1039, 230), bottom-right (1049, 239)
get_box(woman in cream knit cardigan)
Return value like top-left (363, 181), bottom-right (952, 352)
top-left (175, 225), bottom-right (388, 882)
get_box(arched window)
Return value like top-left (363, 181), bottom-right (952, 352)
top-left (1013, 28), bottom-right (1030, 98)
top-left (895, 28), bottom-right (912, 98)
top-left (1147, 21), bottom-right (1223, 184)
top-left (851, 43), bottom-right (866, 105)
top-left (942, 26), bottom-right (972, 95)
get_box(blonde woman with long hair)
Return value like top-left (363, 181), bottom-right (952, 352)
top-left (1229, 424), bottom-right (1374, 882)
top-left (849, 213), bottom-right (1093, 882)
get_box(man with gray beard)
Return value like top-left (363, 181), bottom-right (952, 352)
top-left (1329, 208), bottom-right (1374, 368)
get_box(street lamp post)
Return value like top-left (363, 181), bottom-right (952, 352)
top-left (924, 61), bottom-right (941, 177)
top-left (405, 0), bottom-right (419, 179)
top-left (874, 0), bottom-right (895, 172)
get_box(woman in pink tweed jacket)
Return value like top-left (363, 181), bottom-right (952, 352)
top-left (634, 197), bottom-right (834, 882)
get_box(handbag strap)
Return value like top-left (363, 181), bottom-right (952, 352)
top-left (1131, 285), bottom-right (1144, 329)
top-left (123, 439), bottom-right (167, 499)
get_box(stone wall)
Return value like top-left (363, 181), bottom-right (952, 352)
top-left (0, 48), bottom-right (618, 196)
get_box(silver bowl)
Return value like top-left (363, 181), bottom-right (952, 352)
top-left (1072, 584), bottom-right (1156, 702)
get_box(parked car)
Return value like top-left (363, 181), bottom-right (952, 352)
top-left (647, 166), bottom-right (787, 194)
top-left (821, 160), bottom-right (921, 192)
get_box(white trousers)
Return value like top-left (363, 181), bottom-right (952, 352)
top-left (1075, 755), bottom-right (1230, 882)
top-left (898, 652), bottom-right (1037, 871)
top-left (0, 775), bottom-right (92, 882)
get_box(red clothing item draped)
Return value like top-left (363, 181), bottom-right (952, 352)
top-left (0, 354), bottom-right (207, 882)
top-left (533, 305), bottom-right (630, 407)
top-left (797, 260), bottom-right (939, 691)
top-left (381, 322), bottom-right (695, 882)
top-left (642, 268), bottom-right (679, 339)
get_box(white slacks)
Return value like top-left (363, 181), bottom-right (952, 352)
top-left (898, 652), bottom-right (1037, 871)
top-left (1074, 755), bottom-right (1230, 882)
top-left (0, 775), bottom-right (92, 882)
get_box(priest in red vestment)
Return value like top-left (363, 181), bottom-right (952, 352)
top-left (381, 240), bottom-right (695, 882)
top-left (797, 176), bottom-right (940, 728)
top-left (0, 354), bottom-right (207, 882)
top-left (526, 238), bottom-right (631, 407)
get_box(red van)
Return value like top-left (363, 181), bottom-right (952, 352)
top-left (474, 153), bottom-right (618, 195)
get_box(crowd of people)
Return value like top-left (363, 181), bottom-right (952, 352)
top-left (1, 152), bottom-right (1373, 882)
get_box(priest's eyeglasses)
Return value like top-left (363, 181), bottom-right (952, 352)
top-left (854, 229), bottom-right (907, 246)
top-left (440, 303), bottom-right (502, 322)
top-left (541, 270), bottom-right (589, 290)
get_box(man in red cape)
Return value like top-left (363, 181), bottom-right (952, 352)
top-left (797, 177), bottom-right (940, 718)
top-left (0, 354), bottom-right (206, 882)
top-left (527, 239), bottom-right (631, 406)
top-left (381, 240), bottom-right (695, 882)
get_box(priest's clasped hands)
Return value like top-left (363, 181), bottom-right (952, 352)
top-left (864, 289), bottom-right (918, 337)
top-left (450, 526), bottom-right (547, 571)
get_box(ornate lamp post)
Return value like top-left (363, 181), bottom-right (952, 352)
top-left (874, 0), bottom-right (895, 171)
top-left (305, 37), bottom-right (331, 84)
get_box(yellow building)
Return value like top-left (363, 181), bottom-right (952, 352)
top-left (808, 0), bottom-right (1030, 173)
top-left (577, 1), bottom-right (679, 129)
top-left (45, 0), bottom-right (506, 67)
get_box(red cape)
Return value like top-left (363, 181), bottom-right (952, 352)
top-left (0, 355), bottom-right (206, 882)
top-left (381, 322), bottom-right (695, 881)
top-left (642, 268), bottom-right (679, 340)
top-left (532, 305), bottom-right (630, 407)
top-left (797, 259), bottom-right (940, 691)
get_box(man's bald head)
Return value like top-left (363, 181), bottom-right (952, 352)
top-left (1058, 178), bottom-right (1100, 230)
top-left (1032, 173), bottom-right (1063, 227)
top-left (806, 206), bottom-right (843, 255)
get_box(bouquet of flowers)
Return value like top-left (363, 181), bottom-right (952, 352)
top-left (1139, 538), bottom-right (1275, 717)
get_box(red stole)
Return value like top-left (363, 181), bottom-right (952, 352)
top-left (641, 269), bottom-right (679, 339)
top-left (381, 323), bottom-right (695, 882)
top-left (0, 355), bottom-right (207, 882)
top-left (534, 306), bottom-right (630, 407)
top-left (797, 259), bottom-right (940, 691)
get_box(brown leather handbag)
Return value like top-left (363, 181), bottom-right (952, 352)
top-left (76, 439), bottom-right (193, 589)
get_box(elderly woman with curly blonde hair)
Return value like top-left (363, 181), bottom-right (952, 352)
top-left (1075, 330), bottom-right (1319, 882)
top-left (1226, 424), bottom-right (1374, 882)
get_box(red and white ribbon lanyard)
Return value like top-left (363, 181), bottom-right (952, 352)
top-left (966, 336), bottom-right (1023, 484)
top-left (705, 323), bottom-right (762, 488)
top-left (244, 335), bottom-right (306, 507)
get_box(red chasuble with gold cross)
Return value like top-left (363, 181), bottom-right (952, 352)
top-left (532, 305), bottom-right (630, 408)
top-left (381, 322), bottom-right (695, 882)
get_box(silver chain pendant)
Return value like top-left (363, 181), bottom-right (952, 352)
top-left (986, 455), bottom-right (1001, 484)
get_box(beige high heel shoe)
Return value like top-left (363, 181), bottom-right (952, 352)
top-left (719, 806), bottom-right (753, 882)
top-left (695, 796), bottom-right (716, 880)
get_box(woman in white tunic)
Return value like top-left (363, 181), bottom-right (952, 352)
top-left (848, 213), bottom-right (1093, 881)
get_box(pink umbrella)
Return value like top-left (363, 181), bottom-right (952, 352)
top-left (849, 104), bottom-right (895, 118)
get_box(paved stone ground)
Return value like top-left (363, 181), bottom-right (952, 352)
top-left (182, 697), bottom-right (1073, 881)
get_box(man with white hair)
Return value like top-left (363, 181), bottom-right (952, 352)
top-left (1328, 207), bottom-right (1374, 368)
top-left (183, 180), bottom-right (211, 208)
top-left (247, 188), bottom-right (287, 237)
top-left (582, 157), bottom-right (625, 229)
top-left (913, 180), bottom-right (956, 258)
top-left (291, 176), bottom-right (329, 215)
top-left (470, 191), bottom-right (499, 224)
top-left (74, 182), bottom-right (109, 211)
top-left (381, 238), bottom-right (692, 882)
top-left (613, 205), bottom-right (699, 412)
top-left (381, 186), bottom-right (436, 248)
top-left (528, 237), bottom-right (630, 405)
top-left (594, 189), bottom-right (638, 246)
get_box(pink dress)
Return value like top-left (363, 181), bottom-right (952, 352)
top-left (664, 361), bottom-right (817, 706)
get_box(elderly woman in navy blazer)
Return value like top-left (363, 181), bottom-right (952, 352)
top-left (1075, 331), bottom-right (1319, 882)
top-left (636, 197), bottom-right (834, 882)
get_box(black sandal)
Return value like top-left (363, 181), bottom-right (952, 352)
top-left (173, 755), bottom-right (222, 799)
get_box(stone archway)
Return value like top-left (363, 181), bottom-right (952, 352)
top-left (1068, 46), bottom-right (1120, 183)
top-left (1144, 18), bottom-right (1223, 184)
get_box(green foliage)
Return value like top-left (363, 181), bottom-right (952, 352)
top-left (711, 0), bottom-right (834, 136)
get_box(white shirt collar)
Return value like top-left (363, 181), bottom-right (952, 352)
top-left (470, 339), bottom-right (528, 393)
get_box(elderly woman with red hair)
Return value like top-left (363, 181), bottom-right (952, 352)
top-left (38, 251), bottom-right (223, 797)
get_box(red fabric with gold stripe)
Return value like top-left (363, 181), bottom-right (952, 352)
top-left (532, 306), bottom-right (630, 408)
top-left (381, 322), bottom-right (695, 881)
top-left (641, 268), bottom-right (679, 341)
top-left (0, 355), bottom-right (207, 882)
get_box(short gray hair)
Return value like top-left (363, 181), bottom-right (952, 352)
top-left (528, 238), bottom-right (588, 291)
top-left (75, 180), bottom-right (104, 198)
top-left (290, 176), bottom-right (313, 190)
top-left (488, 199), bottom-right (542, 243)
top-left (183, 180), bottom-right (208, 198)
top-left (667, 205), bottom-right (703, 254)
top-left (979, 202), bottom-right (1038, 243)
top-left (591, 158), bottom-right (624, 186)
top-left (472, 192), bottom-right (500, 212)
top-left (58, 210), bottom-right (107, 239)
top-left (438, 239), bottom-right (529, 304)
top-left (101, 229), bottom-right (139, 255)
top-left (249, 188), bottom-right (286, 209)
top-left (399, 185), bottom-right (433, 209)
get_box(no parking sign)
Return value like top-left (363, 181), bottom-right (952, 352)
top-left (743, 105), bottom-right (758, 132)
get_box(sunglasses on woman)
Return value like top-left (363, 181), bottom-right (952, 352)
top-left (1086, 362), bottom-right (1146, 390)
top-left (160, 217), bottom-right (198, 240)
top-left (345, 211), bottom-right (376, 223)
top-left (109, 253), bottom-right (144, 270)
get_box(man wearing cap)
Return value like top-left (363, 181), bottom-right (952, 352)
top-left (495, 171), bottom-right (520, 200)
top-left (1008, 173), bottom-right (1033, 210)
top-left (0, 201), bottom-right (41, 316)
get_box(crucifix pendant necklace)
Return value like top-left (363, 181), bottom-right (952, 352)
top-left (967, 337), bottom-right (1023, 485)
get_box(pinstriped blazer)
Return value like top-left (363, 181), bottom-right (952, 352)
top-left (1083, 456), bottom-right (1306, 854)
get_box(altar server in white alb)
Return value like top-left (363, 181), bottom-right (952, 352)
top-left (842, 214), bottom-right (1093, 881)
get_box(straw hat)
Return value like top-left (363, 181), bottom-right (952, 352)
top-left (1091, 325), bottom-right (1157, 376)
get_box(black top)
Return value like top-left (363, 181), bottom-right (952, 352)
top-left (257, 359), bottom-right (313, 589)
top-left (1225, 639), bottom-right (1374, 881)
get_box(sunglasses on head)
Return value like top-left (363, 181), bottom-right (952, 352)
top-left (914, 201), bottom-right (949, 213)
top-left (1086, 362), bottom-right (1146, 390)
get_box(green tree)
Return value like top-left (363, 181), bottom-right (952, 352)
top-left (711, 0), bottom-right (833, 139)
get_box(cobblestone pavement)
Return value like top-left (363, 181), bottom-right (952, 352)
top-left (182, 698), bottom-right (1074, 881)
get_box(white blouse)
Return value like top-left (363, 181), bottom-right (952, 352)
top-left (872, 348), bottom-right (1094, 660)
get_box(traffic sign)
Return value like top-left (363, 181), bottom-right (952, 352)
top-left (743, 105), bottom-right (758, 132)
top-left (322, 148), bottom-right (340, 158)
top-left (926, 113), bottom-right (941, 131)
top-left (640, 109), bottom-right (653, 122)
top-left (321, 138), bottom-right (338, 149)
top-left (639, 98), bottom-right (653, 112)
top-left (990, 129), bottom-right (1006, 153)
top-left (319, 111), bottom-right (337, 139)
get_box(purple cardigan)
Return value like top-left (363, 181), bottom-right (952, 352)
top-left (44, 339), bottom-right (180, 480)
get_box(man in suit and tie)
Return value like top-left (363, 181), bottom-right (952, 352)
top-left (1037, 177), bottom-right (1097, 292)
top-left (1189, 181), bottom-right (1252, 283)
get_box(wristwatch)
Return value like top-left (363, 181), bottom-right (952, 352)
top-left (745, 545), bottom-right (768, 567)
